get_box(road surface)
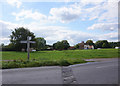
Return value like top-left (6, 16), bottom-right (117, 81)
top-left (71, 58), bottom-right (118, 84)
top-left (2, 66), bottom-right (62, 84)
top-left (2, 58), bottom-right (118, 84)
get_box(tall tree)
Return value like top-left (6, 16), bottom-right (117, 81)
top-left (53, 40), bottom-right (70, 50)
top-left (95, 40), bottom-right (109, 48)
top-left (102, 43), bottom-right (108, 48)
top-left (95, 41), bottom-right (103, 48)
top-left (10, 27), bottom-right (35, 51)
top-left (74, 43), bottom-right (80, 49)
top-left (61, 40), bottom-right (70, 50)
top-left (35, 37), bottom-right (46, 50)
top-left (86, 40), bottom-right (94, 45)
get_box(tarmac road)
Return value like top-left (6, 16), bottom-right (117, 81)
top-left (2, 58), bottom-right (118, 84)
top-left (71, 58), bottom-right (118, 84)
top-left (2, 66), bottom-right (62, 84)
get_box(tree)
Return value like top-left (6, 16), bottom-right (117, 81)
top-left (95, 41), bottom-right (103, 48)
top-left (102, 43), bottom-right (108, 48)
top-left (95, 40), bottom-right (110, 48)
top-left (35, 37), bottom-right (46, 50)
top-left (10, 27), bottom-right (35, 51)
top-left (102, 40), bottom-right (109, 48)
top-left (86, 40), bottom-right (94, 45)
top-left (0, 43), bottom-right (4, 48)
top-left (108, 41), bottom-right (120, 48)
top-left (117, 41), bottom-right (120, 47)
top-left (53, 40), bottom-right (70, 50)
top-left (61, 40), bottom-right (70, 50)
top-left (53, 41), bottom-right (63, 50)
top-left (74, 43), bottom-right (80, 49)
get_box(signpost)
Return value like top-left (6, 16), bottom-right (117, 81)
top-left (20, 36), bottom-right (36, 61)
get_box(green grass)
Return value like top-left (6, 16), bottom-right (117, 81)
top-left (1, 49), bottom-right (118, 60)
top-left (1, 49), bottom-right (119, 69)
top-left (2, 59), bottom-right (87, 69)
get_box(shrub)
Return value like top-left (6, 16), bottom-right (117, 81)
top-left (59, 60), bottom-right (71, 66)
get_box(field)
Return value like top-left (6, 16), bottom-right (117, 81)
top-left (1, 49), bottom-right (119, 69)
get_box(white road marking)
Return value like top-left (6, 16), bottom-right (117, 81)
top-left (96, 65), bottom-right (115, 68)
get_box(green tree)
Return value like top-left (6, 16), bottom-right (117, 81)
top-left (86, 40), bottom-right (94, 45)
top-left (102, 43), bottom-right (108, 48)
top-left (53, 40), bottom-right (70, 50)
top-left (95, 40), bottom-right (109, 48)
top-left (10, 27), bottom-right (35, 51)
top-left (74, 43), bottom-right (80, 49)
top-left (95, 41), bottom-right (103, 48)
top-left (117, 41), bottom-right (120, 47)
top-left (53, 41), bottom-right (64, 50)
top-left (109, 42), bottom-right (120, 48)
top-left (35, 37), bottom-right (46, 50)
top-left (102, 40), bottom-right (109, 48)
top-left (61, 40), bottom-right (70, 50)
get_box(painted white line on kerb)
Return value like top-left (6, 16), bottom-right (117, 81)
top-left (96, 65), bottom-right (115, 68)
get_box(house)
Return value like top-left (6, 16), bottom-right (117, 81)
top-left (79, 41), bottom-right (94, 49)
top-left (68, 46), bottom-right (75, 50)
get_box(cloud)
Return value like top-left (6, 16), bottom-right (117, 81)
top-left (12, 7), bottom-right (82, 23)
top-left (0, 37), bottom-right (10, 45)
top-left (0, 20), bottom-right (20, 37)
top-left (97, 0), bottom-right (118, 22)
top-left (48, 0), bottom-right (118, 23)
top-left (87, 23), bottom-right (118, 31)
top-left (6, 0), bottom-right (22, 8)
top-left (28, 25), bottom-right (94, 45)
top-left (49, 6), bottom-right (81, 23)
top-left (11, 0), bottom-right (118, 24)
top-left (97, 32), bottom-right (118, 42)
top-left (81, 0), bottom-right (118, 22)
top-left (12, 9), bottom-right (47, 21)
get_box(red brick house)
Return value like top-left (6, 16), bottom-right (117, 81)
top-left (79, 41), bottom-right (94, 49)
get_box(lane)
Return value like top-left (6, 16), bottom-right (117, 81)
top-left (71, 59), bottom-right (118, 84)
top-left (2, 66), bottom-right (62, 84)
top-left (2, 58), bottom-right (118, 84)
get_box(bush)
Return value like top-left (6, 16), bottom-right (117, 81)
top-left (59, 60), bottom-right (71, 66)
top-left (2, 47), bottom-right (15, 51)
top-left (72, 59), bottom-right (86, 64)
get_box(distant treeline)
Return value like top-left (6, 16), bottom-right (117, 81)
top-left (0, 27), bottom-right (120, 51)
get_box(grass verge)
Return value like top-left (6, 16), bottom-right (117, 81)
top-left (2, 59), bottom-right (87, 69)
top-left (1, 49), bottom-right (118, 69)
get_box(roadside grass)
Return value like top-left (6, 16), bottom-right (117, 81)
top-left (2, 59), bottom-right (87, 69)
top-left (1, 49), bottom-right (119, 69)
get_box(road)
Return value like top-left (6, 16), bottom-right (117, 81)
top-left (2, 58), bottom-right (118, 84)
top-left (71, 58), bottom-right (118, 84)
top-left (2, 66), bottom-right (62, 84)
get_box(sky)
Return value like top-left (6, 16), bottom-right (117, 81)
top-left (0, 0), bottom-right (119, 46)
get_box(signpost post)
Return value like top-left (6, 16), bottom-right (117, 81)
top-left (20, 36), bottom-right (36, 61)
